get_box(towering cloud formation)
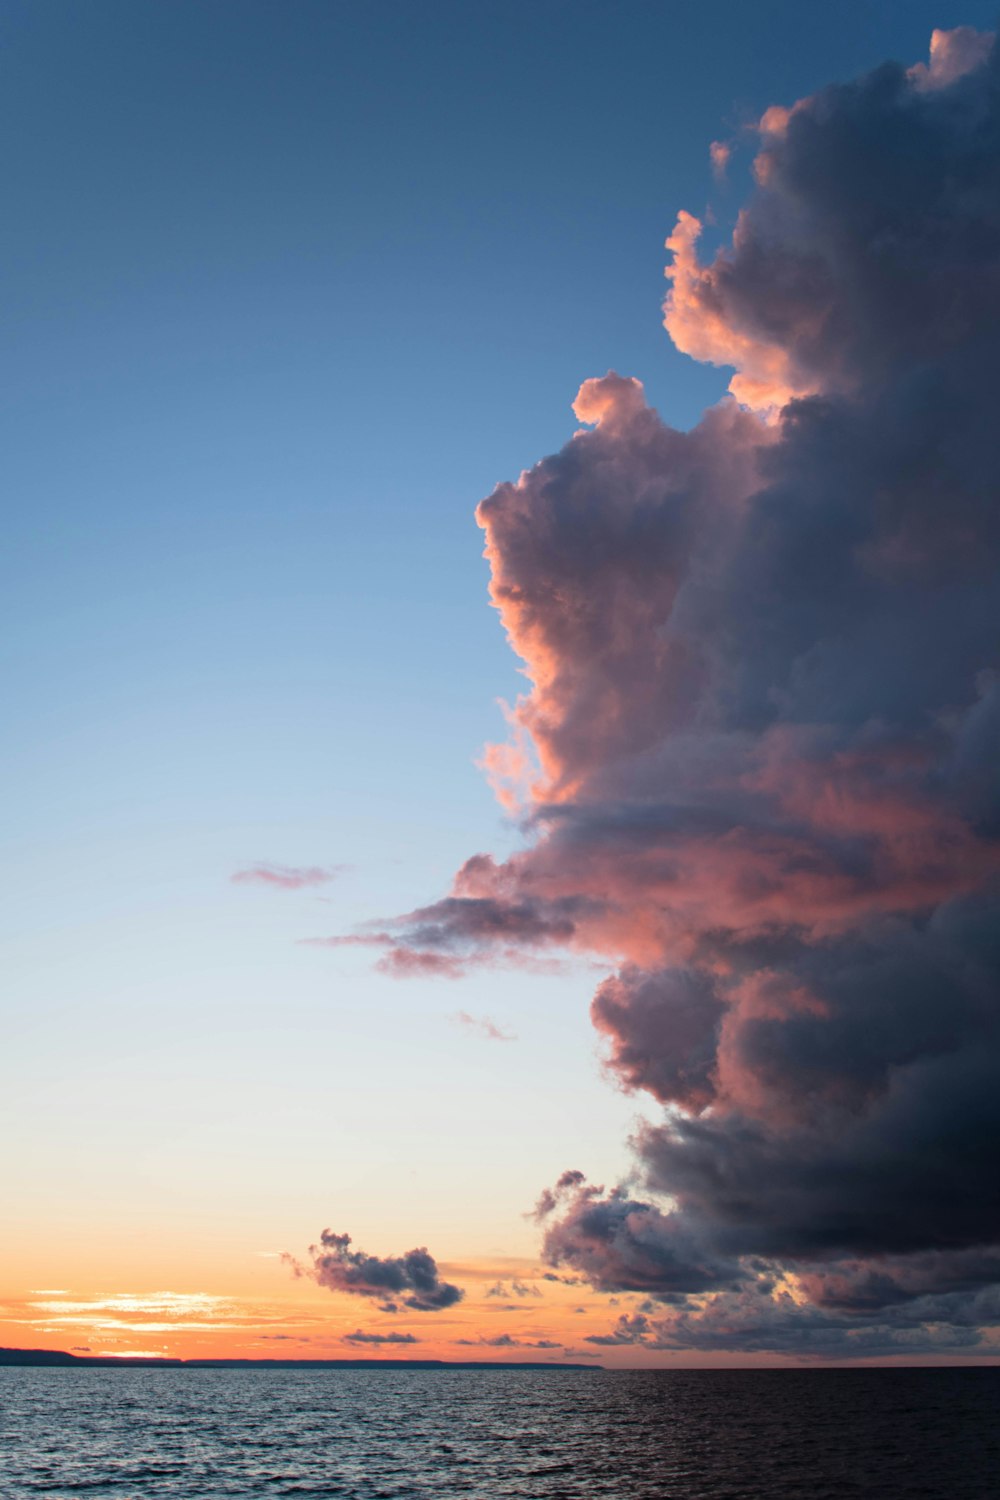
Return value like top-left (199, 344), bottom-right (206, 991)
top-left (357, 29), bottom-right (1000, 1355)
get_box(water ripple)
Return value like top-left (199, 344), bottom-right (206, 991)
top-left (1, 1367), bottom-right (998, 1499)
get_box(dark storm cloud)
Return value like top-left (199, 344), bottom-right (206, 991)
top-left (591, 966), bottom-right (725, 1111)
top-left (648, 1285), bottom-right (989, 1359)
top-left (336, 29), bottom-right (1000, 1356)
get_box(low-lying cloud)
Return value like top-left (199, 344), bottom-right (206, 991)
top-left (288, 1231), bottom-right (463, 1312)
top-left (342, 1329), bottom-right (420, 1346)
top-left (455, 1334), bottom-right (561, 1349)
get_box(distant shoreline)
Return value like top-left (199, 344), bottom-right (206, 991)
top-left (0, 1346), bottom-right (597, 1371)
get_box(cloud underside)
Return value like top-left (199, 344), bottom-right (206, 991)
top-left (339, 29), bottom-right (1000, 1356)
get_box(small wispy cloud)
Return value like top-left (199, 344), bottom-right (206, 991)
top-left (454, 1333), bottom-right (561, 1349)
top-left (342, 1329), bottom-right (420, 1345)
top-left (709, 139), bottom-right (731, 179)
top-left (452, 1011), bottom-right (517, 1042)
top-left (485, 1279), bottom-right (541, 1299)
top-left (232, 863), bottom-right (346, 890)
top-left (18, 1290), bottom-right (316, 1338)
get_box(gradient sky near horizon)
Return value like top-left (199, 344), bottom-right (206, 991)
top-left (4, 0), bottom-right (1000, 1366)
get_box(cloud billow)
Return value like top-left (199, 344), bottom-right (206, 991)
top-left (345, 29), bottom-right (1000, 1356)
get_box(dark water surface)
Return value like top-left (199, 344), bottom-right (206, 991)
top-left (1, 1367), bottom-right (998, 1498)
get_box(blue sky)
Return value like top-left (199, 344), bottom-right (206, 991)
top-left (3, 0), bottom-right (998, 1332)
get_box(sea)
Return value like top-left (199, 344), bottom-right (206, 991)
top-left (1, 1366), bottom-right (998, 1499)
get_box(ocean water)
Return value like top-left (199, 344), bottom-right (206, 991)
top-left (1, 1366), bottom-right (998, 1499)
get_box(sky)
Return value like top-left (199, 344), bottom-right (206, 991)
top-left (3, 0), bottom-right (1000, 1366)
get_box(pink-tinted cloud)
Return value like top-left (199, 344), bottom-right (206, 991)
top-left (708, 140), bottom-right (731, 180)
top-left (665, 212), bottom-right (812, 411)
top-left (907, 25), bottom-right (993, 91)
top-left (339, 29), bottom-right (1000, 1356)
top-left (305, 895), bottom-right (586, 977)
top-left (665, 27), bottom-right (997, 415)
top-left (232, 863), bottom-right (345, 890)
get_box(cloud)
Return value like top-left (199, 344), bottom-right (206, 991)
top-left (343, 29), bottom-right (1000, 1357)
top-left (300, 924), bottom-right (567, 978)
top-left (485, 1279), bottom-right (541, 1299)
top-left (289, 1231), bottom-right (463, 1311)
top-left (535, 1173), bottom-right (742, 1299)
top-left (453, 1011), bottom-right (517, 1042)
top-left (585, 1313), bottom-right (651, 1346)
top-left (342, 1329), bottom-right (420, 1345)
top-left (583, 1281), bottom-right (995, 1360)
top-left (17, 1289), bottom-right (292, 1337)
top-left (907, 26), bottom-right (992, 91)
top-left (664, 25), bottom-right (1000, 415)
top-left (357, 895), bottom-right (586, 975)
top-left (532, 1170), bottom-right (587, 1221)
top-left (709, 140), bottom-right (731, 180)
top-left (232, 863), bottom-right (344, 890)
top-left (455, 1334), bottom-right (561, 1349)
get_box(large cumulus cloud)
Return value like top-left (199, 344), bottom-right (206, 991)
top-left (343, 29), bottom-right (1000, 1357)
